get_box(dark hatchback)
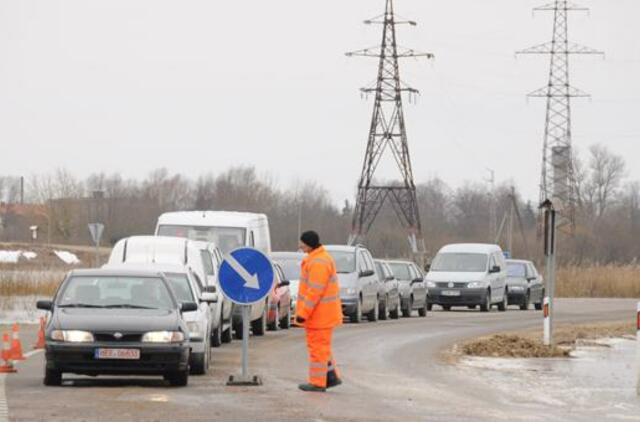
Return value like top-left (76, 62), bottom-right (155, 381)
top-left (37, 269), bottom-right (197, 387)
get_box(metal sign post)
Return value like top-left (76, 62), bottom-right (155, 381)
top-left (636, 302), bottom-right (639, 396)
top-left (88, 223), bottom-right (104, 267)
top-left (218, 247), bottom-right (275, 386)
top-left (540, 200), bottom-right (556, 346)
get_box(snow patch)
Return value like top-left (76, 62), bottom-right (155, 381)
top-left (54, 251), bottom-right (80, 265)
top-left (0, 250), bottom-right (38, 263)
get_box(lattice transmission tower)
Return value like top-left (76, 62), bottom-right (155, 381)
top-left (346, 0), bottom-right (433, 254)
top-left (517, 0), bottom-right (603, 229)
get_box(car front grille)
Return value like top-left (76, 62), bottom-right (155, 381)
top-left (93, 333), bottom-right (142, 342)
top-left (436, 282), bottom-right (467, 288)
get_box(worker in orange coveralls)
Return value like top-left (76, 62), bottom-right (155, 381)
top-left (295, 230), bottom-right (343, 392)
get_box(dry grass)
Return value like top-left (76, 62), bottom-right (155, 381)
top-left (460, 321), bottom-right (635, 358)
top-left (0, 269), bottom-right (65, 297)
top-left (556, 264), bottom-right (640, 298)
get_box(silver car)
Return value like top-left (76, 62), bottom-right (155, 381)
top-left (374, 260), bottom-right (401, 319)
top-left (271, 251), bottom-right (304, 319)
top-left (506, 259), bottom-right (545, 310)
top-left (387, 260), bottom-right (428, 318)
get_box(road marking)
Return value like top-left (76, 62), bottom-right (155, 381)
top-left (225, 254), bottom-right (260, 289)
top-left (0, 374), bottom-right (8, 422)
top-left (24, 349), bottom-right (42, 359)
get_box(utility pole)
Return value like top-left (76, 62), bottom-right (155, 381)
top-left (346, 0), bottom-right (433, 256)
top-left (517, 0), bottom-right (603, 230)
top-left (486, 168), bottom-right (496, 243)
top-left (495, 186), bottom-right (531, 259)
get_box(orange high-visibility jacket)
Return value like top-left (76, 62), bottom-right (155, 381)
top-left (296, 246), bottom-right (342, 329)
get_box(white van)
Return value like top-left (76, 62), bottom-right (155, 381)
top-left (425, 243), bottom-right (508, 312)
top-left (155, 211), bottom-right (271, 338)
top-left (107, 236), bottom-right (233, 345)
top-left (155, 211), bottom-right (271, 255)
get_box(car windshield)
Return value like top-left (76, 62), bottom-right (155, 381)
top-left (430, 253), bottom-right (488, 272)
top-left (163, 273), bottom-right (195, 302)
top-left (327, 250), bottom-right (356, 274)
top-left (507, 263), bottom-right (527, 277)
top-left (275, 259), bottom-right (301, 281)
top-left (388, 263), bottom-right (411, 281)
top-left (57, 276), bottom-right (175, 309)
top-left (157, 225), bottom-right (246, 254)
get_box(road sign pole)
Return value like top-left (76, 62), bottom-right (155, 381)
top-left (541, 202), bottom-right (556, 346)
top-left (242, 305), bottom-right (249, 379)
top-left (636, 302), bottom-right (639, 397)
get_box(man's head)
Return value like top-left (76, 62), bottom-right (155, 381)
top-left (299, 230), bottom-right (321, 253)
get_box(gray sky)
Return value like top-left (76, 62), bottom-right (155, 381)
top-left (1, 0), bottom-right (638, 205)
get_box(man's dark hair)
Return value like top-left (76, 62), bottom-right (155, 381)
top-left (300, 231), bottom-right (321, 249)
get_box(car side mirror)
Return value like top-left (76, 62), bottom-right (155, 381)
top-left (385, 276), bottom-right (394, 282)
top-left (359, 270), bottom-right (374, 278)
top-left (489, 265), bottom-right (501, 274)
top-left (277, 280), bottom-right (291, 288)
top-left (527, 276), bottom-right (536, 282)
top-left (410, 278), bottom-right (423, 285)
top-left (424, 264), bottom-right (431, 272)
top-left (181, 302), bottom-right (199, 312)
top-left (37, 300), bottom-right (53, 311)
top-left (203, 285), bottom-right (217, 294)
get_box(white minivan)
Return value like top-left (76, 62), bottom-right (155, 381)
top-left (154, 211), bottom-right (272, 338)
top-left (425, 243), bottom-right (508, 312)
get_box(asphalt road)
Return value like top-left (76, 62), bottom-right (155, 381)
top-left (3, 298), bottom-right (638, 421)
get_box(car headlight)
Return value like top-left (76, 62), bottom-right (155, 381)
top-left (467, 281), bottom-right (488, 288)
top-left (141, 331), bottom-right (185, 343)
top-left (341, 287), bottom-right (357, 296)
top-left (186, 322), bottom-right (204, 339)
top-left (50, 330), bottom-right (94, 343)
top-left (426, 281), bottom-right (436, 288)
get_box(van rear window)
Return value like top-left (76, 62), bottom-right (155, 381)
top-left (157, 225), bottom-right (246, 254)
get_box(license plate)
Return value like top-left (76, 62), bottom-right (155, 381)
top-left (95, 348), bottom-right (140, 360)
top-left (442, 290), bottom-right (461, 297)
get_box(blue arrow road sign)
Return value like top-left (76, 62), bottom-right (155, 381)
top-left (218, 247), bottom-right (275, 305)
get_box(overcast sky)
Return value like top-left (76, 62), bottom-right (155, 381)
top-left (0, 0), bottom-right (638, 205)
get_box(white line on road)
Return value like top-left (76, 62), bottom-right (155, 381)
top-left (0, 374), bottom-right (8, 422)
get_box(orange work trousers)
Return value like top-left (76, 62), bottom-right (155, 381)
top-left (305, 328), bottom-right (339, 388)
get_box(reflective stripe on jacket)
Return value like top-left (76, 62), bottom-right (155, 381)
top-left (296, 246), bottom-right (342, 329)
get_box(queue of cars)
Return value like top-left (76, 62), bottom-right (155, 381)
top-left (37, 209), bottom-right (545, 387)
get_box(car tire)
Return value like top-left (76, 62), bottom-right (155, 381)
top-left (379, 296), bottom-right (389, 321)
top-left (268, 305), bottom-right (279, 331)
top-left (480, 290), bottom-right (491, 312)
top-left (442, 305), bottom-right (451, 311)
top-left (498, 290), bottom-right (507, 312)
top-left (367, 298), bottom-right (379, 322)
top-left (418, 297), bottom-right (427, 317)
top-left (535, 289), bottom-right (545, 310)
top-left (190, 338), bottom-right (210, 375)
top-left (467, 305), bottom-right (476, 310)
top-left (401, 297), bottom-right (413, 318)
top-left (211, 324), bottom-right (222, 348)
top-left (350, 298), bottom-right (363, 323)
top-left (280, 307), bottom-right (291, 330)
top-left (167, 369), bottom-right (189, 387)
top-left (534, 302), bottom-right (543, 311)
top-left (252, 304), bottom-right (268, 336)
top-left (426, 303), bottom-right (433, 311)
top-left (520, 291), bottom-right (530, 311)
top-left (233, 321), bottom-right (243, 340)
top-left (389, 299), bottom-right (400, 319)
top-left (44, 367), bottom-right (62, 386)
top-left (222, 325), bottom-right (233, 343)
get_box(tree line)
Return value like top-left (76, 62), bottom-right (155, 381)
top-left (0, 143), bottom-right (637, 264)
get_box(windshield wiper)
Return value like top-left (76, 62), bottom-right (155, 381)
top-left (104, 304), bottom-right (158, 309)
top-left (58, 303), bottom-right (105, 308)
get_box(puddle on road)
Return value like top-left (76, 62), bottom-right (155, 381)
top-left (461, 338), bottom-right (640, 419)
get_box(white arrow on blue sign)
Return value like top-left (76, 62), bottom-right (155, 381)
top-left (218, 247), bottom-right (275, 305)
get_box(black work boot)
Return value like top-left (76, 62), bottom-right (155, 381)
top-left (298, 383), bottom-right (326, 392)
top-left (326, 370), bottom-right (342, 388)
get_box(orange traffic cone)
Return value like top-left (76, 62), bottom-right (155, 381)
top-left (0, 333), bottom-right (17, 373)
top-left (34, 317), bottom-right (46, 350)
top-left (9, 323), bottom-right (25, 361)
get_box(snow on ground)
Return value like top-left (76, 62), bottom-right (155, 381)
top-left (0, 251), bottom-right (37, 264)
top-left (0, 296), bottom-right (48, 324)
top-left (460, 338), bottom-right (640, 419)
top-left (54, 250), bottom-right (80, 265)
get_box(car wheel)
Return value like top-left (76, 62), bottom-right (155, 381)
top-left (167, 368), bottom-right (189, 387)
top-left (211, 324), bottom-right (222, 348)
top-left (233, 321), bottom-right (243, 340)
top-left (442, 305), bottom-right (451, 311)
top-left (480, 290), bottom-right (491, 312)
top-left (401, 297), bottom-right (413, 318)
top-left (426, 303), bottom-right (433, 311)
top-left (534, 301), bottom-right (543, 311)
top-left (351, 297), bottom-right (363, 323)
top-left (252, 304), bottom-right (268, 336)
top-left (280, 307), bottom-right (291, 329)
top-left (268, 305), bottom-right (279, 331)
top-left (379, 296), bottom-right (389, 321)
top-left (190, 339), bottom-right (210, 375)
top-left (222, 325), bottom-right (233, 343)
top-left (418, 301), bottom-right (427, 317)
top-left (44, 367), bottom-right (62, 386)
top-left (520, 291), bottom-right (530, 311)
top-left (467, 305), bottom-right (476, 310)
top-left (498, 290), bottom-right (507, 312)
top-left (367, 298), bottom-right (379, 322)
top-left (390, 299), bottom-right (400, 319)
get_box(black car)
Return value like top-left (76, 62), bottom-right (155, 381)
top-left (37, 268), bottom-right (197, 387)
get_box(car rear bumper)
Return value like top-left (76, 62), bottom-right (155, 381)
top-left (428, 288), bottom-right (488, 306)
top-left (45, 342), bottom-right (189, 376)
top-left (507, 290), bottom-right (527, 303)
top-left (340, 297), bottom-right (358, 315)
